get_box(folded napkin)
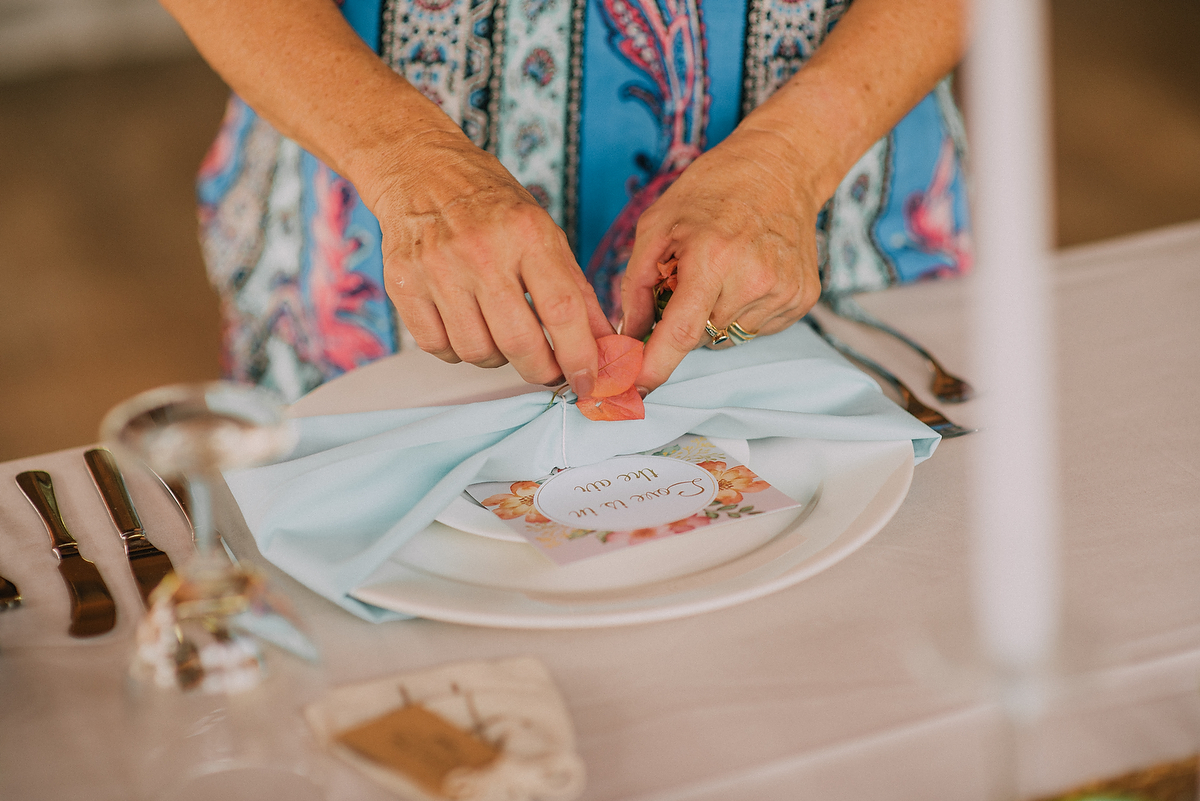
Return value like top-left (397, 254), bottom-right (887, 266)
top-left (226, 324), bottom-right (939, 621)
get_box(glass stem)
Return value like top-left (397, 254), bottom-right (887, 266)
top-left (187, 476), bottom-right (217, 557)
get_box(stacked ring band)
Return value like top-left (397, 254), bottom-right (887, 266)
top-left (703, 319), bottom-right (758, 349)
top-left (727, 320), bottom-right (758, 345)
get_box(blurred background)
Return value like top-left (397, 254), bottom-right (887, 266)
top-left (0, 0), bottom-right (1198, 461)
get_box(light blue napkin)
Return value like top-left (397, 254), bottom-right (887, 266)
top-left (226, 324), bottom-right (939, 621)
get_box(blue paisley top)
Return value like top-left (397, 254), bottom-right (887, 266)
top-left (198, 0), bottom-right (971, 401)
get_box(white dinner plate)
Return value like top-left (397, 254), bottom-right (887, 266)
top-left (352, 437), bottom-right (913, 628)
top-left (289, 350), bottom-right (915, 629)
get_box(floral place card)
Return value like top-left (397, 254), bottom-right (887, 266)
top-left (465, 435), bottom-right (801, 565)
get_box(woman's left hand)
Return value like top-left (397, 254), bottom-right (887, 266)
top-left (620, 124), bottom-right (824, 392)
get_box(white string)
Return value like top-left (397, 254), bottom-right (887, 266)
top-left (559, 395), bottom-right (570, 469)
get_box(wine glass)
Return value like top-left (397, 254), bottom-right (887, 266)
top-left (101, 382), bottom-right (325, 801)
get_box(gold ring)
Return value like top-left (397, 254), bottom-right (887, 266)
top-left (704, 320), bottom-right (734, 350)
top-left (727, 320), bottom-right (758, 344)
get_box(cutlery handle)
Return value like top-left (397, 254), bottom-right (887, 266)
top-left (16, 471), bottom-right (79, 555)
top-left (84, 448), bottom-right (143, 539)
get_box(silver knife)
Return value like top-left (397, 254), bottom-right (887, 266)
top-left (84, 448), bottom-right (175, 606)
top-left (16, 470), bottom-right (117, 637)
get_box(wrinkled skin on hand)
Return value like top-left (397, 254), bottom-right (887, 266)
top-left (620, 126), bottom-right (824, 392)
top-left (375, 129), bottom-right (613, 397)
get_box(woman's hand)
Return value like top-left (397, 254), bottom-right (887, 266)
top-left (159, 0), bottom-right (611, 396)
top-left (618, 0), bottom-right (966, 393)
top-left (620, 125), bottom-right (823, 391)
top-left (372, 128), bottom-right (612, 395)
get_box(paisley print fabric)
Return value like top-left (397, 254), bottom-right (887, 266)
top-left (494, 0), bottom-right (574, 226)
top-left (381, 0), bottom-right (498, 147)
top-left (198, 98), bottom-right (393, 400)
top-left (580, 0), bottom-right (709, 314)
top-left (741, 0), bottom-right (850, 113)
top-left (198, 0), bottom-right (971, 400)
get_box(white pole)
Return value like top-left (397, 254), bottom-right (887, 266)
top-left (966, 0), bottom-right (1061, 688)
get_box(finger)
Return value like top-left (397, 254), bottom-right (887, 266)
top-left (620, 221), bottom-right (674, 339)
top-left (710, 296), bottom-right (774, 337)
top-left (522, 246), bottom-right (600, 398)
top-left (753, 313), bottom-right (804, 337)
top-left (393, 295), bottom-right (461, 363)
top-left (477, 279), bottom-right (566, 385)
top-left (716, 283), bottom-right (819, 341)
top-left (565, 243), bottom-right (616, 340)
top-left (636, 257), bottom-right (723, 392)
top-left (752, 295), bottom-right (820, 336)
top-left (433, 290), bottom-right (508, 368)
top-left (704, 249), bottom-right (820, 337)
top-left (707, 268), bottom-right (771, 325)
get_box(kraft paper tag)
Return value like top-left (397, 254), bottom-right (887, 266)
top-left (335, 703), bottom-right (500, 797)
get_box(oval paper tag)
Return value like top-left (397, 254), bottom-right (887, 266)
top-left (534, 455), bottom-right (717, 531)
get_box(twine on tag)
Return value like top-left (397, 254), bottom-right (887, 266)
top-left (547, 386), bottom-right (572, 470)
top-left (559, 395), bottom-right (570, 470)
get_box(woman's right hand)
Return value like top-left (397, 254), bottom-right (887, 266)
top-left (368, 128), bottom-right (612, 396)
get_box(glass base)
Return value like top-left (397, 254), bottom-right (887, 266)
top-left (158, 766), bottom-right (325, 801)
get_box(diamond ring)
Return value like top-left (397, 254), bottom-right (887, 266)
top-left (704, 320), bottom-right (735, 350)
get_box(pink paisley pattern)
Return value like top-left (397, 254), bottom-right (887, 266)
top-left (308, 166), bottom-right (388, 373)
top-left (585, 0), bottom-right (708, 322)
top-left (902, 137), bottom-right (973, 275)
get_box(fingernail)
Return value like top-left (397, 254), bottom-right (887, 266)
top-left (636, 386), bottom-right (649, 399)
top-left (543, 375), bottom-right (566, 387)
top-left (570, 369), bottom-right (595, 398)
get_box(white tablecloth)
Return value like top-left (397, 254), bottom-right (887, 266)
top-left (2, 222), bottom-right (1198, 801)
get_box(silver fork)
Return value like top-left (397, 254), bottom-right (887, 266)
top-left (825, 295), bottom-right (974, 403)
top-left (0, 574), bottom-right (21, 610)
top-left (805, 317), bottom-right (975, 439)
